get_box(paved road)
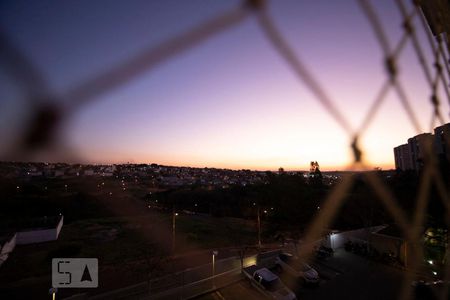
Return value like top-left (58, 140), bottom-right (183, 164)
top-left (197, 280), bottom-right (261, 300)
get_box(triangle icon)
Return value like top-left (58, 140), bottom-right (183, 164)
top-left (81, 265), bottom-right (92, 282)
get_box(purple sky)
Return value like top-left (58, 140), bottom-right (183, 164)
top-left (1, 0), bottom-right (449, 170)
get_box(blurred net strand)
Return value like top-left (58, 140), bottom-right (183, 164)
top-left (416, 3), bottom-right (450, 84)
top-left (410, 147), bottom-right (450, 300)
top-left (431, 167), bottom-right (450, 214)
top-left (438, 39), bottom-right (450, 87)
top-left (362, 170), bottom-right (413, 239)
top-left (357, 80), bottom-right (391, 135)
top-left (435, 38), bottom-right (450, 103)
top-left (396, 0), bottom-right (447, 130)
top-left (255, 9), bottom-right (354, 136)
top-left (63, 5), bottom-right (250, 112)
top-left (363, 136), bottom-right (450, 300)
top-left (412, 166), bottom-right (432, 238)
top-left (428, 159), bottom-right (450, 300)
top-left (415, 2), bottom-right (450, 119)
top-left (393, 81), bottom-right (423, 132)
top-left (298, 172), bottom-right (355, 255)
top-left (363, 167), bottom-right (422, 300)
top-left (430, 40), bottom-right (450, 127)
top-left (1, 5), bottom-right (251, 155)
top-left (1, 1), bottom-right (450, 298)
top-left (299, 157), bottom-right (436, 299)
top-left (396, 0), bottom-right (433, 86)
top-left (358, 0), bottom-right (424, 134)
top-left (357, 0), bottom-right (391, 55)
top-left (0, 30), bottom-right (50, 101)
top-left (389, 4), bottom-right (423, 66)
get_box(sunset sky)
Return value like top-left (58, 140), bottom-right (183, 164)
top-left (1, 0), bottom-right (449, 170)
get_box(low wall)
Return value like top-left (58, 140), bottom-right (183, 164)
top-left (370, 233), bottom-right (406, 265)
top-left (62, 252), bottom-right (275, 300)
top-left (326, 225), bottom-right (408, 266)
top-left (327, 225), bottom-right (387, 250)
top-left (16, 216), bottom-right (64, 245)
top-left (0, 233), bottom-right (17, 267)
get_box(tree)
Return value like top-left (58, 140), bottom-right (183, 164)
top-left (309, 161), bottom-right (323, 187)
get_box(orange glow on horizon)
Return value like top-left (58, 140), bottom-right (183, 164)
top-left (78, 148), bottom-right (395, 172)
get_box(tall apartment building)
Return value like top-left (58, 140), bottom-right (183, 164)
top-left (394, 144), bottom-right (413, 171)
top-left (394, 123), bottom-right (450, 171)
top-left (435, 123), bottom-right (450, 163)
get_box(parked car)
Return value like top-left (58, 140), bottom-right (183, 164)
top-left (275, 252), bottom-right (319, 284)
top-left (411, 280), bottom-right (447, 300)
top-left (243, 265), bottom-right (297, 300)
top-left (315, 245), bottom-right (334, 259)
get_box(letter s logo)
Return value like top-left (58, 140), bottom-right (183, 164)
top-left (57, 261), bottom-right (72, 285)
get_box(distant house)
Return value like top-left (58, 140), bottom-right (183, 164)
top-left (54, 170), bottom-right (64, 177)
top-left (84, 169), bottom-right (95, 176)
top-left (66, 168), bottom-right (80, 177)
top-left (28, 171), bottom-right (43, 177)
top-left (102, 165), bottom-right (116, 176)
top-left (162, 176), bottom-right (183, 186)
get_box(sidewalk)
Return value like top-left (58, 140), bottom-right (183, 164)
top-left (64, 245), bottom-right (283, 300)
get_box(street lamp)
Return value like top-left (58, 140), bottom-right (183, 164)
top-left (257, 206), bottom-right (261, 249)
top-left (49, 288), bottom-right (57, 300)
top-left (172, 212), bottom-right (178, 253)
top-left (212, 250), bottom-right (218, 288)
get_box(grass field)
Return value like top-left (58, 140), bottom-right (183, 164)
top-left (0, 209), bottom-right (264, 299)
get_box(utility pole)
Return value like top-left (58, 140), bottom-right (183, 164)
top-left (212, 250), bottom-right (218, 288)
top-left (172, 211), bottom-right (178, 254)
top-left (257, 206), bottom-right (261, 249)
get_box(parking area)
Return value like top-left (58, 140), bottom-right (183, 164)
top-left (198, 249), bottom-right (406, 300)
top-left (296, 249), bottom-right (404, 300)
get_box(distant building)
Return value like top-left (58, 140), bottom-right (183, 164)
top-left (407, 133), bottom-right (434, 170)
top-left (434, 123), bottom-right (450, 163)
top-left (394, 144), bottom-right (413, 171)
top-left (394, 123), bottom-right (450, 171)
